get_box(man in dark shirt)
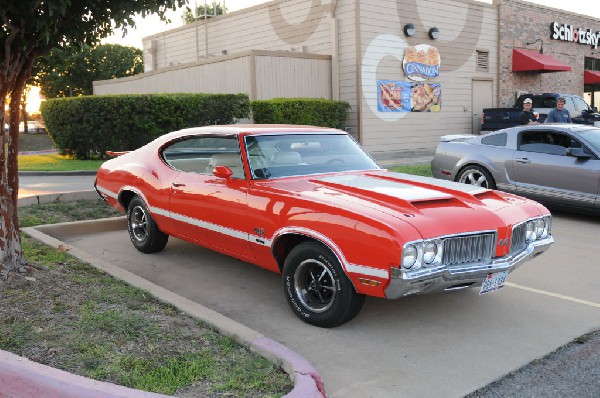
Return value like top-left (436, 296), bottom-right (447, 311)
top-left (519, 97), bottom-right (538, 125)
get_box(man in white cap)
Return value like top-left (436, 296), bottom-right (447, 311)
top-left (519, 97), bottom-right (538, 125)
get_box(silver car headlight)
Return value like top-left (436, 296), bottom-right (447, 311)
top-left (525, 220), bottom-right (537, 242)
top-left (525, 215), bottom-right (552, 243)
top-left (423, 241), bottom-right (439, 265)
top-left (536, 216), bottom-right (551, 239)
top-left (402, 244), bottom-right (419, 269)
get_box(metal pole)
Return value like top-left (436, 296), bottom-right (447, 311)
top-left (204, 0), bottom-right (208, 58)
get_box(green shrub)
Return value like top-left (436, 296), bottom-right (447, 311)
top-left (40, 93), bottom-right (251, 159)
top-left (251, 98), bottom-right (350, 130)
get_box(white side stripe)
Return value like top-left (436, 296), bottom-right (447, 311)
top-left (98, 185), bottom-right (389, 279)
top-left (346, 263), bottom-right (389, 279)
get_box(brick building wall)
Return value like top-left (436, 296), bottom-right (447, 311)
top-left (498, 0), bottom-right (600, 107)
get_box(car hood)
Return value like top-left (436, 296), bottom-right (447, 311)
top-left (263, 171), bottom-right (543, 238)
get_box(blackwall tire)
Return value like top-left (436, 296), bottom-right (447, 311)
top-left (282, 242), bottom-right (365, 328)
top-left (127, 196), bottom-right (169, 253)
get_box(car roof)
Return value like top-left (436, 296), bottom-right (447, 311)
top-left (177, 124), bottom-right (343, 135)
top-left (502, 124), bottom-right (599, 134)
top-left (152, 124), bottom-right (348, 147)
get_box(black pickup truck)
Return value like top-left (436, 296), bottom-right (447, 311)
top-left (481, 93), bottom-right (600, 131)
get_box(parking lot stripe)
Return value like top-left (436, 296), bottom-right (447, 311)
top-left (506, 282), bottom-right (600, 309)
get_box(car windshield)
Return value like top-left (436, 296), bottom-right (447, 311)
top-left (577, 128), bottom-right (600, 153)
top-left (244, 133), bottom-right (380, 179)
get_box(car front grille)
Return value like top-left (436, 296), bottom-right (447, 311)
top-left (510, 222), bottom-right (528, 255)
top-left (442, 233), bottom-right (495, 266)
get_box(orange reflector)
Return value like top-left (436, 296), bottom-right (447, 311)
top-left (358, 277), bottom-right (381, 286)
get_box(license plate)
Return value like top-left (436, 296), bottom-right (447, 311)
top-left (479, 271), bottom-right (509, 295)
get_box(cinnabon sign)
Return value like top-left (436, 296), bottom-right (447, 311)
top-left (550, 22), bottom-right (600, 49)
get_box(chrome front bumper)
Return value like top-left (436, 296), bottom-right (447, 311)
top-left (384, 236), bottom-right (554, 299)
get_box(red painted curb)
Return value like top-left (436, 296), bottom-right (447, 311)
top-left (0, 350), bottom-right (170, 398)
top-left (252, 337), bottom-right (326, 397)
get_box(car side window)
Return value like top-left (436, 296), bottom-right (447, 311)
top-left (519, 131), bottom-right (575, 156)
top-left (162, 135), bottom-right (244, 178)
top-left (563, 97), bottom-right (576, 115)
top-left (572, 97), bottom-right (589, 116)
top-left (481, 132), bottom-right (507, 147)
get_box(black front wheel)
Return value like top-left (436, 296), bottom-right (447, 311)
top-left (127, 196), bottom-right (169, 253)
top-left (282, 242), bottom-right (365, 328)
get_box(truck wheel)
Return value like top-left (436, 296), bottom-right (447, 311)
top-left (127, 196), bottom-right (169, 253)
top-left (282, 242), bottom-right (365, 328)
top-left (457, 165), bottom-right (496, 189)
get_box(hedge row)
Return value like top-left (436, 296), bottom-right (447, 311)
top-left (40, 93), bottom-right (251, 159)
top-left (251, 98), bottom-right (350, 130)
top-left (40, 95), bottom-right (350, 159)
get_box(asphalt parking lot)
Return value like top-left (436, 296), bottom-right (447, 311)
top-left (31, 208), bottom-right (600, 397)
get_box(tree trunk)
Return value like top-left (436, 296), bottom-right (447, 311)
top-left (0, 66), bottom-right (31, 278)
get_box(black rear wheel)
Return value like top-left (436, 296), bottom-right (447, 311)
top-left (127, 196), bottom-right (169, 253)
top-left (283, 242), bottom-right (365, 328)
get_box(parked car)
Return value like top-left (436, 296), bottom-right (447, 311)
top-left (96, 125), bottom-right (553, 327)
top-left (432, 124), bottom-right (600, 213)
top-left (19, 121), bottom-right (46, 134)
top-left (481, 93), bottom-right (600, 131)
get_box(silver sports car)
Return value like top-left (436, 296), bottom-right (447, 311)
top-left (431, 124), bottom-right (600, 213)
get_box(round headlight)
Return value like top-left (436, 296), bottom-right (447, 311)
top-left (423, 241), bottom-right (438, 264)
top-left (534, 218), bottom-right (546, 239)
top-left (539, 217), bottom-right (550, 239)
top-left (402, 245), bottom-right (418, 269)
top-left (526, 221), bottom-right (536, 243)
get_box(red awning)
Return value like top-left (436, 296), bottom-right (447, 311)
top-left (584, 69), bottom-right (600, 84)
top-left (512, 49), bottom-right (571, 72)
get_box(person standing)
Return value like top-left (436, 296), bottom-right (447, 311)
top-left (545, 97), bottom-right (572, 123)
top-left (519, 98), bottom-right (538, 125)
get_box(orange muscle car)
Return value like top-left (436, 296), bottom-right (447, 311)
top-left (95, 125), bottom-right (553, 327)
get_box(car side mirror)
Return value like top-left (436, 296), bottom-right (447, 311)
top-left (213, 165), bottom-right (233, 179)
top-left (592, 106), bottom-right (598, 113)
top-left (566, 147), bottom-right (591, 160)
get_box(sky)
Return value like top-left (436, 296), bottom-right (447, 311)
top-left (103, 0), bottom-right (600, 49)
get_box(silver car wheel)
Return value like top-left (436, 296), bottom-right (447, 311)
top-left (130, 205), bottom-right (148, 242)
top-left (458, 167), bottom-right (491, 188)
top-left (294, 259), bottom-right (336, 313)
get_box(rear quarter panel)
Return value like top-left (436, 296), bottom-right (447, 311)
top-left (432, 139), bottom-right (517, 191)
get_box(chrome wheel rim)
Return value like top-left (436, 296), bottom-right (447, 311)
top-left (130, 205), bottom-right (148, 242)
top-left (294, 259), bottom-right (336, 313)
top-left (459, 169), bottom-right (489, 188)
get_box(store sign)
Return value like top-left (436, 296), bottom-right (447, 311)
top-left (402, 45), bottom-right (440, 82)
top-left (377, 80), bottom-right (441, 112)
top-left (550, 22), bottom-right (600, 49)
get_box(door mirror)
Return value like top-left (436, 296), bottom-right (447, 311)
top-left (566, 147), bottom-right (591, 160)
top-left (592, 106), bottom-right (598, 113)
top-left (213, 165), bottom-right (233, 179)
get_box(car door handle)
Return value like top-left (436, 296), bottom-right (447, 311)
top-left (515, 158), bottom-right (530, 164)
top-left (172, 182), bottom-right (186, 187)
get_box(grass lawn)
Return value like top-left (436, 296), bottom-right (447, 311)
top-left (18, 154), bottom-right (104, 171)
top-left (388, 164), bottom-right (432, 177)
top-left (2, 199), bottom-right (292, 397)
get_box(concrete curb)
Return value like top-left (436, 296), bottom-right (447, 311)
top-left (5, 214), bottom-right (325, 398)
top-left (19, 170), bottom-right (97, 176)
top-left (0, 350), bottom-right (170, 398)
top-left (17, 190), bottom-right (100, 207)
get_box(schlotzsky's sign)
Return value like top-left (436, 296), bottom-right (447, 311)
top-left (550, 22), bottom-right (600, 49)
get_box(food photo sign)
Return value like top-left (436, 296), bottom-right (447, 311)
top-left (377, 44), bottom-right (442, 113)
